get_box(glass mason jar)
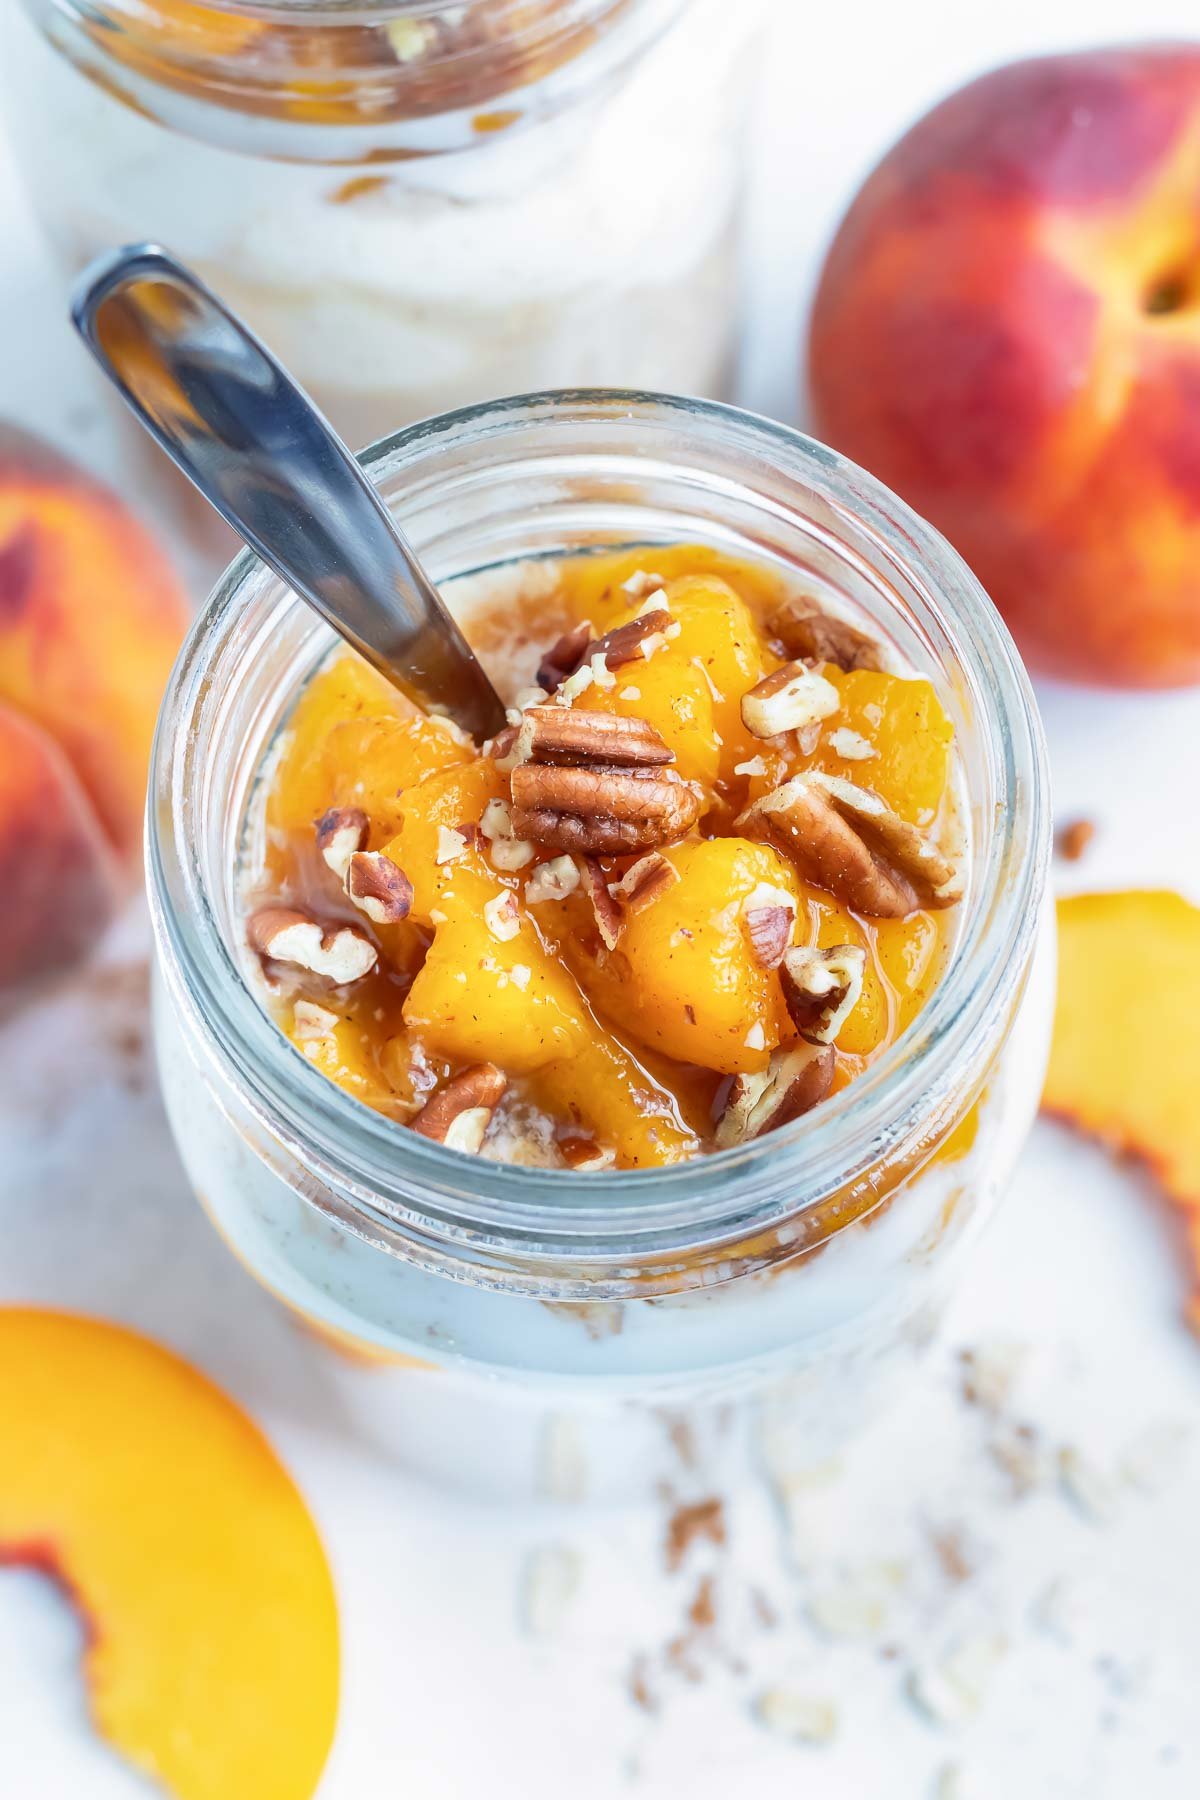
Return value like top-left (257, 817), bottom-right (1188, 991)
top-left (2, 0), bottom-right (761, 449)
top-left (148, 392), bottom-right (1054, 1502)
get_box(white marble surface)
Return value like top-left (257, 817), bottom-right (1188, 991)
top-left (3, 3), bottom-right (1200, 1796)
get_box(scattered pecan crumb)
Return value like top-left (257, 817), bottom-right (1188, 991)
top-left (930, 1526), bottom-right (973, 1585)
top-left (1057, 818), bottom-right (1096, 862)
top-left (629, 1655), bottom-right (658, 1714)
top-left (688, 1573), bottom-right (717, 1631)
top-left (665, 1496), bottom-right (726, 1571)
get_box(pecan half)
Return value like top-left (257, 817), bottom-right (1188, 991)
top-left (739, 773), bottom-right (961, 918)
top-left (609, 851), bottom-right (679, 914)
top-left (781, 944), bottom-right (867, 1044)
top-left (314, 806), bottom-right (369, 881)
top-left (248, 906), bottom-right (377, 982)
top-left (740, 663), bottom-right (840, 740)
top-left (345, 851), bottom-right (414, 925)
top-left (515, 705), bottom-right (673, 769)
top-left (410, 1063), bottom-right (507, 1153)
top-left (587, 608), bottom-right (673, 671)
top-left (770, 596), bottom-right (884, 672)
top-left (511, 763), bottom-right (703, 855)
top-left (580, 855), bottom-right (624, 950)
top-left (536, 621), bottom-right (592, 693)
top-left (714, 1041), bottom-right (836, 1148)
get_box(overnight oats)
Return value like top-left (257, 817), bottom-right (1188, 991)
top-left (148, 393), bottom-right (1053, 1500)
top-left (3, 0), bottom-right (761, 448)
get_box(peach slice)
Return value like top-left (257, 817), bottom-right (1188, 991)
top-left (0, 1308), bottom-right (338, 1799)
top-left (1044, 891), bottom-right (1200, 1317)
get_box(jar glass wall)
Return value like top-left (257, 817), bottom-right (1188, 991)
top-left (148, 391), bottom-right (1053, 1500)
top-left (2, 0), bottom-right (761, 449)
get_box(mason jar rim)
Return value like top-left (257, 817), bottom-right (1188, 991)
top-left (148, 388), bottom-right (1050, 1265)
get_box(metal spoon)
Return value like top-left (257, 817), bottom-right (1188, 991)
top-left (70, 243), bottom-right (507, 741)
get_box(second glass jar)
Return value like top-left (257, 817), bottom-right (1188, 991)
top-left (3, 0), bottom-right (762, 448)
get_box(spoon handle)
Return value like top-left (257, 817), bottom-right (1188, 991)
top-left (71, 243), bottom-right (507, 742)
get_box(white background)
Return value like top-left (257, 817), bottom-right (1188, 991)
top-left (3, 2), bottom-right (1200, 1796)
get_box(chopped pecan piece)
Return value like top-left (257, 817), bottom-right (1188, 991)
top-left (714, 1041), bottom-right (836, 1148)
top-left (525, 854), bottom-right (581, 904)
top-left (743, 898), bottom-right (794, 970)
top-left (536, 621), bottom-right (592, 693)
top-left (559, 1136), bottom-right (616, 1172)
top-left (478, 797), bottom-right (536, 870)
top-left (248, 906), bottom-right (377, 983)
top-left (781, 944), bottom-right (867, 1044)
top-left (410, 1063), bottom-right (507, 1153)
top-left (740, 663), bottom-right (840, 739)
top-left (770, 596), bottom-right (884, 672)
top-left (483, 891), bottom-right (521, 941)
top-left (314, 806), bottom-right (369, 881)
top-left (739, 773), bottom-right (961, 918)
top-left (292, 999), bottom-right (339, 1040)
top-left (345, 851), bottom-right (414, 925)
top-left (620, 569), bottom-right (667, 600)
top-left (515, 705), bottom-right (673, 769)
top-left (580, 856), bottom-right (624, 950)
top-left (587, 608), bottom-right (673, 671)
top-left (609, 851), bottom-right (680, 914)
top-left (486, 722), bottom-right (521, 768)
top-left (511, 763), bottom-right (703, 855)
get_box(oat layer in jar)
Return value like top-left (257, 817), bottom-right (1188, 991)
top-left (2, 0), bottom-right (760, 448)
top-left (148, 392), bottom-right (1053, 1503)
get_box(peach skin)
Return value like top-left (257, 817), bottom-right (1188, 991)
top-left (0, 705), bottom-right (122, 991)
top-left (0, 426), bottom-right (188, 992)
top-left (808, 45), bottom-right (1200, 687)
top-left (0, 1307), bottom-right (339, 1799)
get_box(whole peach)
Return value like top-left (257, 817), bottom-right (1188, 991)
top-left (809, 45), bottom-right (1200, 687)
top-left (0, 426), bottom-right (188, 994)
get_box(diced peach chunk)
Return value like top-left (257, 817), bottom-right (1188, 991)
top-left (385, 759), bottom-right (509, 923)
top-left (269, 651), bottom-right (470, 838)
top-left (568, 839), bottom-right (800, 1074)
top-left (806, 668), bottom-right (954, 826)
top-left (583, 632), bottom-right (719, 788)
top-left (402, 909), bottom-right (585, 1074)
